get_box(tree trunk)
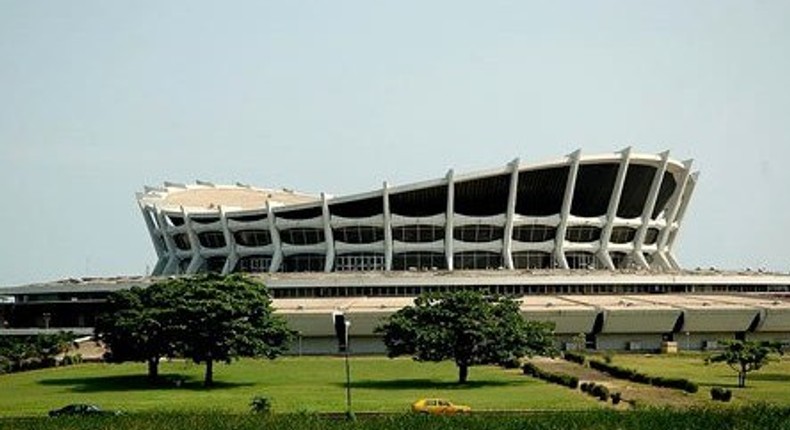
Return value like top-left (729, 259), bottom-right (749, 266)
top-left (204, 358), bottom-right (214, 387)
top-left (458, 364), bottom-right (469, 384)
top-left (147, 357), bottom-right (160, 382)
top-left (738, 371), bottom-right (746, 388)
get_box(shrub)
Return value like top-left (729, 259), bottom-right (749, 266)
top-left (500, 356), bottom-right (521, 369)
top-left (521, 362), bottom-right (578, 389)
top-left (711, 387), bottom-right (733, 402)
top-left (611, 392), bottom-right (622, 405)
top-left (250, 395), bottom-right (272, 414)
top-left (563, 351), bottom-right (586, 365)
top-left (588, 359), bottom-right (698, 393)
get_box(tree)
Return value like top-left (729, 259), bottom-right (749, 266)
top-left (705, 340), bottom-right (784, 387)
top-left (94, 286), bottom-right (180, 381)
top-left (95, 274), bottom-right (292, 387)
top-left (169, 274), bottom-right (293, 387)
top-left (375, 290), bottom-right (556, 384)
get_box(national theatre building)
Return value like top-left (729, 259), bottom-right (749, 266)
top-left (2, 149), bottom-right (789, 353)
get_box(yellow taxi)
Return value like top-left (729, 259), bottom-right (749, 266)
top-left (411, 398), bottom-right (471, 415)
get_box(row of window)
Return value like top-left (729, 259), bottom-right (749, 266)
top-left (269, 283), bottom-right (776, 299)
top-left (189, 251), bottom-right (653, 274)
top-left (170, 226), bottom-right (663, 250)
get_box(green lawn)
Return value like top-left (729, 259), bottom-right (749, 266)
top-left (0, 357), bottom-right (599, 417)
top-left (600, 353), bottom-right (790, 405)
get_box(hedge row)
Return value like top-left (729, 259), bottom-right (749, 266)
top-left (588, 359), bottom-right (698, 393)
top-left (563, 351), bottom-right (587, 365)
top-left (522, 362), bottom-right (579, 389)
top-left (711, 387), bottom-right (733, 402)
top-left (580, 382), bottom-right (622, 404)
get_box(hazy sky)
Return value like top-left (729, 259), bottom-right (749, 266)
top-left (1, 1), bottom-right (789, 286)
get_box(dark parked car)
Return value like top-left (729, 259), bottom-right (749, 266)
top-left (48, 404), bottom-right (122, 417)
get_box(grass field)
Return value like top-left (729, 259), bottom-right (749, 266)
top-left (2, 353), bottom-right (789, 418)
top-left (604, 353), bottom-right (790, 405)
top-left (0, 356), bottom-right (600, 417)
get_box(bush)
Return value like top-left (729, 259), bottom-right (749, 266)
top-left (500, 356), bottom-right (521, 369)
top-left (563, 351), bottom-right (586, 365)
top-left (579, 382), bottom-right (610, 402)
top-left (611, 392), bottom-right (622, 405)
top-left (250, 395), bottom-right (272, 414)
top-left (588, 359), bottom-right (698, 393)
top-left (521, 362), bottom-right (578, 389)
top-left (711, 387), bottom-right (733, 402)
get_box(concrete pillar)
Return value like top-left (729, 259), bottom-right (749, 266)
top-left (445, 169), bottom-right (455, 271)
top-left (633, 151), bottom-right (670, 269)
top-left (322, 193), bottom-right (335, 272)
top-left (554, 149), bottom-right (581, 270)
top-left (267, 202), bottom-right (283, 273)
top-left (503, 158), bottom-right (520, 270)
top-left (383, 182), bottom-right (393, 271)
top-left (598, 147), bottom-right (632, 270)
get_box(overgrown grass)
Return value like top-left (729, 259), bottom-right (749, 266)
top-left (2, 405), bottom-right (790, 430)
top-left (0, 357), bottom-right (600, 417)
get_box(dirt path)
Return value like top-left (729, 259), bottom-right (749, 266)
top-left (528, 357), bottom-right (705, 408)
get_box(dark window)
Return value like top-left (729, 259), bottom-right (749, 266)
top-left (228, 213), bottom-right (267, 222)
top-left (644, 228), bottom-right (660, 245)
top-left (330, 197), bottom-right (383, 218)
top-left (198, 231), bottom-right (227, 248)
top-left (333, 226), bottom-right (384, 244)
top-left (192, 217), bottom-right (220, 225)
top-left (280, 228), bottom-right (325, 245)
top-left (234, 230), bottom-right (271, 247)
top-left (393, 225), bottom-right (444, 243)
top-left (512, 251), bottom-right (552, 269)
top-left (236, 255), bottom-right (271, 272)
top-left (454, 175), bottom-right (509, 216)
top-left (335, 253), bottom-right (385, 271)
top-left (565, 226), bottom-right (602, 243)
top-left (512, 225), bottom-right (556, 242)
top-left (390, 186), bottom-right (447, 216)
top-left (610, 227), bottom-right (636, 244)
top-left (515, 166), bottom-right (569, 216)
top-left (205, 256), bottom-right (226, 273)
top-left (610, 252), bottom-right (630, 269)
top-left (282, 254), bottom-right (325, 272)
top-left (453, 225), bottom-right (503, 242)
top-left (566, 252), bottom-right (599, 269)
top-left (571, 163), bottom-right (619, 217)
top-left (173, 233), bottom-right (191, 250)
top-left (167, 215), bottom-right (185, 226)
top-left (454, 251), bottom-right (503, 270)
top-left (392, 252), bottom-right (446, 270)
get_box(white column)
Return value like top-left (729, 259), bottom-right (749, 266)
top-left (445, 169), bottom-right (455, 271)
top-left (155, 210), bottom-right (179, 275)
top-left (138, 202), bottom-right (167, 275)
top-left (654, 159), bottom-right (693, 270)
top-left (632, 151), bottom-right (670, 269)
top-left (554, 150), bottom-right (581, 270)
top-left (322, 193), bottom-right (335, 272)
top-left (182, 207), bottom-right (204, 274)
top-left (219, 206), bottom-right (238, 275)
top-left (666, 171), bottom-right (699, 269)
top-left (267, 202), bottom-right (283, 273)
top-left (383, 181), bottom-right (393, 271)
top-left (598, 147), bottom-right (632, 270)
top-left (503, 158), bottom-right (520, 270)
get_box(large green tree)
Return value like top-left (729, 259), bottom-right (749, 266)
top-left (95, 274), bottom-right (293, 387)
top-left (705, 339), bottom-right (784, 387)
top-left (168, 274), bottom-right (293, 387)
top-left (375, 290), bottom-right (556, 384)
top-left (94, 285), bottom-right (180, 381)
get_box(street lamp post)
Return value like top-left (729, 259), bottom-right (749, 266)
top-left (344, 320), bottom-right (351, 417)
